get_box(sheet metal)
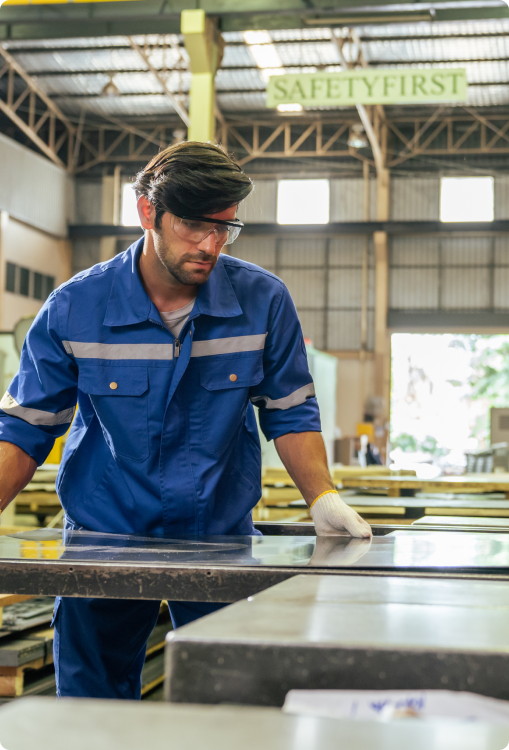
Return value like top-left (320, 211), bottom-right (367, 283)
top-left (0, 526), bottom-right (509, 604)
top-left (165, 572), bottom-right (509, 706)
top-left (2, 697), bottom-right (507, 750)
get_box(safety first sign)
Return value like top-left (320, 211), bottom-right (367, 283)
top-left (267, 67), bottom-right (467, 108)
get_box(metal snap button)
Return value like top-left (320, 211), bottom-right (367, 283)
top-left (110, 382), bottom-right (118, 390)
top-left (229, 374), bottom-right (238, 382)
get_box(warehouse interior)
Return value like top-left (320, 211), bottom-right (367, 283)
top-left (3, 0), bottom-right (509, 746)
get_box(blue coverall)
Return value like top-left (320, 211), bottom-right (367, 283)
top-left (0, 238), bottom-right (321, 698)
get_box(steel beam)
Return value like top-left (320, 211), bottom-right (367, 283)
top-left (127, 36), bottom-right (189, 128)
top-left (0, 42), bottom-right (75, 168)
top-left (11, 109), bottom-right (509, 172)
top-left (68, 220), bottom-right (509, 238)
top-left (0, 1), bottom-right (507, 41)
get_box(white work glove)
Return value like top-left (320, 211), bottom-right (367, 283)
top-left (310, 491), bottom-right (372, 538)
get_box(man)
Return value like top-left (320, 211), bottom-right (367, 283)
top-left (0, 141), bottom-right (371, 699)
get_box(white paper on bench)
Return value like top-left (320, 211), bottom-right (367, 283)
top-left (283, 690), bottom-right (509, 725)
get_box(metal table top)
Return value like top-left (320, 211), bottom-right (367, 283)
top-left (344, 492), bottom-right (509, 509)
top-left (1, 698), bottom-right (507, 750)
top-left (2, 525), bottom-right (509, 602)
top-left (342, 474), bottom-right (509, 495)
top-left (165, 573), bottom-right (509, 706)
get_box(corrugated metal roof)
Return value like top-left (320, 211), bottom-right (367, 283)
top-left (358, 18), bottom-right (509, 37)
top-left (216, 91), bottom-right (267, 111)
top-left (276, 40), bottom-right (340, 66)
top-left (4, 18), bottom-right (509, 118)
top-left (58, 93), bottom-right (182, 117)
top-left (363, 37), bottom-right (509, 63)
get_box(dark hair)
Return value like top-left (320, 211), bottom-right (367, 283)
top-left (132, 141), bottom-right (253, 228)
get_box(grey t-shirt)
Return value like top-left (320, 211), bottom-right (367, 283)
top-left (160, 298), bottom-right (196, 339)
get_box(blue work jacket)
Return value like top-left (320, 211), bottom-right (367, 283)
top-left (0, 239), bottom-right (320, 537)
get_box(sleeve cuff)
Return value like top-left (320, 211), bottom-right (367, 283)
top-left (0, 417), bottom-right (58, 465)
top-left (259, 397), bottom-right (321, 442)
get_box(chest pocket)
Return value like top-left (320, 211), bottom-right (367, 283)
top-left (199, 352), bottom-right (263, 454)
top-left (78, 364), bottom-right (149, 462)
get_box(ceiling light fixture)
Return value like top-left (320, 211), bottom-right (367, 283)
top-left (348, 123), bottom-right (368, 149)
top-left (101, 76), bottom-right (120, 98)
top-left (277, 103), bottom-right (304, 113)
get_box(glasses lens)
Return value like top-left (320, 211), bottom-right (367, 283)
top-left (172, 217), bottom-right (206, 240)
top-left (226, 225), bottom-right (242, 245)
top-left (172, 216), bottom-right (233, 246)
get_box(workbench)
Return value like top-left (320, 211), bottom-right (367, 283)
top-left (260, 466), bottom-right (415, 505)
top-left (257, 493), bottom-right (509, 529)
top-left (342, 473), bottom-right (509, 497)
top-left (343, 492), bottom-right (509, 521)
top-left (1, 697), bottom-right (507, 750)
top-left (165, 572), bottom-right (509, 706)
top-left (1, 524), bottom-right (509, 605)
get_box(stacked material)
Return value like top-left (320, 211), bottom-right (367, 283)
top-left (256, 466), bottom-right (416, 524)
top-left (0, 598), bottom-right (171, 701)
top-left (14, 467), bottom-right (61, 527)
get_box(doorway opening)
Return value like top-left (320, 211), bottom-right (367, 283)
top-left (390, 332), bottom-right (509, 476)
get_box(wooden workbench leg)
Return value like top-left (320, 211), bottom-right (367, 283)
top-left (388, 488), bottom-right (401, 497)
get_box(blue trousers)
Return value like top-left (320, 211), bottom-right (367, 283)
top-left (52, 597), bottom-right (226, 699)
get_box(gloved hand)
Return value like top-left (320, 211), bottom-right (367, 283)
top-left (310, 491), bottom-right (372, 538)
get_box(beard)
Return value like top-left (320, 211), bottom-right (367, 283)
top-left (153, 232), bottom-right (218, 286)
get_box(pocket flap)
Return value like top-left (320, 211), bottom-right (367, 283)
top-left (199, 353), bottom-right (263, 392)
top-left (78, 365), bottom-right (148, 396)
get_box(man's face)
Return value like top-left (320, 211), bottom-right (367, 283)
top-left (152, 205), bottom-right (237, 286)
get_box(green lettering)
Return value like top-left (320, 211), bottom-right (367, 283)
top-left (327, 78), bottom-right (341, 99)
top-left (431, 73), bottom-right (445, 95)
top-left (412, 74), bottom-right (427, 96)
top-left (400, 75), bottom-right (406, 96)
top-left (273, 78), bottom-right (288, 101)
top-left (383, 76), bottom-right (397, 97)
top-left (311, 78), bottom-right (325, 100)
top-left (288, 80), bottom-right (307, 100)
top-left (348, 76), bottom-right (355, 98)
top-left (362, 76), bottom-right (379, 97)
top-left (450, 72), bottom-right (463, 94)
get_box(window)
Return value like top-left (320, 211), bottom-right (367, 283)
top-left (277, 179), bottom-right (330, 225)
top-left (121, 183), bottom-right (140, 226)
top-left (19, 266), bottom-right (30, 297)
top-left (5, 262), bottom-right (54, 301)
top-left (6, 262), bottom-right (16, 294)
top-left (440, 176), bottom-right (494, 222)
top-left (33, 272), bottom-right (43, 300)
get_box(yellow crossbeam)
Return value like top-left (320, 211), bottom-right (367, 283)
top-left (2, 0), bottom-right (144, 5)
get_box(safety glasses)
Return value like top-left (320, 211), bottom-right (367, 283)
top-left (170, 214), bottom-right (244, 246)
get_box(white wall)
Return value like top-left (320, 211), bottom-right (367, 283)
top-left (0, 213), bottom-right (72, 331)
top-left (0, 133), bottom-right (69, 238)
top-left (334, 357), bottom-right (375, 437)
top-left (0, 134), bottom-right (72, 330)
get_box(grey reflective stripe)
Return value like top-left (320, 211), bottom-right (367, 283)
top-left (191, 333), bottom-right (267, 358)
top-left (251, 382), bottom-right (315, 411)
top-left (63, 341), bottom-right (173, 360)
top-left (0, 392), bottom-right (74, 427)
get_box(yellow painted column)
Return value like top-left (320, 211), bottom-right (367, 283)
top-left (182, 9), bottom-right (224, 142)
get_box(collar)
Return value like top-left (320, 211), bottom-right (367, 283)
top-left (104, 239), bottom-right (242, 327)
top-left (104, 238), bottom-right (152, 327)
top-left (192, 255), bottom-right (242, 319)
